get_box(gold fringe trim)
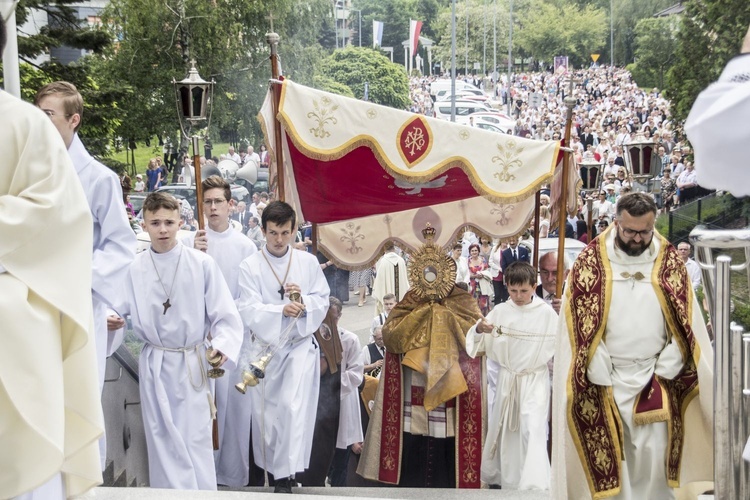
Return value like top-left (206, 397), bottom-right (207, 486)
top-left (316, 212), bottom-right (535, 271)
top-left (564, 231), bottom-right (623, 500)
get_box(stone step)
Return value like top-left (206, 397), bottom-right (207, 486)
top-left (92, 486), bottom-right (547, 500)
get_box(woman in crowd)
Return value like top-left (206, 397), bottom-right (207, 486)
top-left (467, 243), bottom-right (491, 315)
top-left (660, 168), bottom-right (677, 213)
top-left (146, 158), bottom-right (161, 192)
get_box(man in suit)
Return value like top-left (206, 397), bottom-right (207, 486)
top-left (535, 251), bottom-right (569, 315)
top-left (499, 237), bottom-right (530, 303)
top-left (232, 201), bottom-right (251, 231)
top-left (580, 126), bottom-right (595, 149)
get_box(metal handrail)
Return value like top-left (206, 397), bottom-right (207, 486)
top-left (689, 226), bottom-right (750, 499)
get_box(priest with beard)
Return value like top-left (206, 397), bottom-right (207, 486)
top-left (551, 193), bottom-right (713, 499)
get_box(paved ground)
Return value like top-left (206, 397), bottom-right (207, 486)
top-left (338, 291), bottom-right (379, 348)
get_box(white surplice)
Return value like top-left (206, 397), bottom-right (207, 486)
top-left (685, 54), bottom-right (750, 196)
top-left (237, 246), bottom-right (330, 479)
top-left (182, 227), bottom-right (257, 487)
top-left (122, 244), bottom-right (243, 490)
top-left (68, 134), bottom-right (136, 469)
top-left (466, 297), bottom-right (557, 490)
top-left (69, 134), bottom-right (136, 390)
top-left (336, 329), bottom-right (364, 449)
top-left (551, 229), bottom-right (714, 500)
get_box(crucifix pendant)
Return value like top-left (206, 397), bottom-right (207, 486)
top-left (162, 298), bottom-right (171, 315)
top-left (278, 285), bottom-right (285, 300)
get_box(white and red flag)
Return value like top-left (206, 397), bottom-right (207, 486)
top-left (409, 19), bottom-right (423, 55)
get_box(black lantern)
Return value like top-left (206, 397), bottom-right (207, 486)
top-left (578, 157), bottom-right (603, 192)
top-left (173, 59), bottom-right (214, 124)
top-left (623, 132), bottom-right (660, 194)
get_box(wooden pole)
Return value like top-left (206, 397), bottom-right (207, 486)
top-left (267, 32), bottom-right (285, 202)
top-left (556, 80), bottom-right (576, 299)
top-left (533, 191), bottom-right (541, 269)
top-left (586, 198), bottom-right (594, 242)
top-left (192, 135), bottom-right (205, 230)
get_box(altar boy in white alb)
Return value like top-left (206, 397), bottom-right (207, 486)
top-left (237, 201), bottom-right (330, 493)
top-left (181, 175), bottom-right (257, 487)
top-left (121, 192), bottom-right (243, 490)
top-left (466, 261), bottom-right (558, 490)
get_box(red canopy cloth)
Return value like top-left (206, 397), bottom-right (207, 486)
top-left (258, 80), bottom-right (577, 266)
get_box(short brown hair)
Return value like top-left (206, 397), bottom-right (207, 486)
top-left (202, 175), bottom-right (231, 201)
top-left (34, 81), bottom-right (84, 132)
top-left (505, 261), bottom-right (537, 287)
top-left (616, 192), bottom-right (657, 218)
top-left (143, 191), bottom-right (180, 214)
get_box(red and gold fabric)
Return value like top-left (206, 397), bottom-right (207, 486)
top-left (356, 286), bottom-right (486, 488)
top-left (563, 232), bottom-right (701, 498)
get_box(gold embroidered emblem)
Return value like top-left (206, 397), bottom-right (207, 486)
top-left (339, 222), bottom-right (365, 254)
top-left (307, 96), bottom-right (339, 138)
top-left (491, 139), bottom-right (525, 182)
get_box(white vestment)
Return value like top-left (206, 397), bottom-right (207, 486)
top-left (336, 329), bottom-right (364, 449)
top-left (182, 227), bottom-right (257, 486)
top-left (551, 229), bottom-right (714, 500)
top-left (685, 54), bottom-right (750, 196)
top-left (121, 244), bottom-right (243, 490)
top-left (237, 247), bottom-right (330, 479)
top-left (466, 297), bottom-right (557, 490)
top-left (0, 92), bottom-right (103, 499)
top-left (69, 135), bottom-right (136, 390)
top-left (372, 252), bottom-right (410, 312)
top-left (69, 134), bottom-right (136, 469)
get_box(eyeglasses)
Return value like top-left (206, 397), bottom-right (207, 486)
top-left (203, 198), bottom-right (227, 206)
top-left (618, 225), bottom-right (654, 239)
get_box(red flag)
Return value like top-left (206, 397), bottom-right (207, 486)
top-left (410, 20), bottom-right (423, 55)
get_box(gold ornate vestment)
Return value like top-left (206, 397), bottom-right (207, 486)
top-left (563, 231), bottom-right (701, 498)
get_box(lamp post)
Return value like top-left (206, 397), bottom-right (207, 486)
top-left (352, 9), bottom-right (361, 47)
top-left (610, 0), bottom-right (614, 66)
top-left (172, 60), bottom-right (214, 230)
top-left (1, 0), bottom-right (21, 98)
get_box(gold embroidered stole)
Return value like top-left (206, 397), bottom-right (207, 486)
top-left (564, 232), bottom-right (700, 498)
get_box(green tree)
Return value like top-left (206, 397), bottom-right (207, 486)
top-left (667, 0), bottom-right (750, 127)
top-left (14, 0), bottom-right (111, 61)
top-left (626, 17), bottom-right (678, 90)
top-left (515, 0), bottom-right (607, 68)
top-left (318, 47), bottom-right (410, 109)
top-left (99, 0), bottom-right (333, 149)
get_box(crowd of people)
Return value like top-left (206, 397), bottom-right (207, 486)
top-left (7, 10), bottom-right (750, 498)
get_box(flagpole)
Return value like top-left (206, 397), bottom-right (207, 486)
top-left (450, 0), bottom-right (457, 122)
top-left (556, 79), bottom-right (575, 298)
top-left (267, 32), bottom-right (285, 202)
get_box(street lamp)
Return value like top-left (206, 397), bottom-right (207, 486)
top-left (172, 59), bottom-right (214, 229)
top-left (351, 9), bottom-right (361, 47)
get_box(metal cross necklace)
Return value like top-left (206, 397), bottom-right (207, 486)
top-left (150, 245), bottom-right (183, 314)
top-left (261, 247), bottom-right (294, 300)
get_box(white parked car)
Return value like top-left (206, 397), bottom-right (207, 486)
top-left (519, 237), bottom-right (587, 268)
top-left (469, 112), bottom-right (515, 134)
top-left (433, 99), bottom-right (494, 125)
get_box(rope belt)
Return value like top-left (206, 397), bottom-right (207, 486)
top-left (609, 353), bottom-right (659, 368)
top-left (490, 364), bottom-right (547, 457)
top-left (145, 340), bottom-right (217, 419)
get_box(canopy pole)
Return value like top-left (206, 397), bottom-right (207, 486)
top-left (312, 222), bottom-right (318, 254)
top-left (533, 190), bottom-right (540, 269)
top-left (557, 80), bottom-right (576, 298)
top-left (267, 32), bottom-right (285, 202)
top-left (193, 136), bottom-right (205, 230)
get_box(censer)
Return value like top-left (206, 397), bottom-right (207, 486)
top-left (236, 291), bottom-right (303, 393)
